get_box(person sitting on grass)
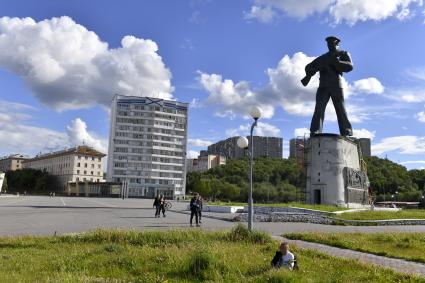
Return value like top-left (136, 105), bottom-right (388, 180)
top-left (271, 242), bottom-right (296, 270)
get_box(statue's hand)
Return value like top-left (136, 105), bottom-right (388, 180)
top-left (301, 76), bottom-right (311, 86)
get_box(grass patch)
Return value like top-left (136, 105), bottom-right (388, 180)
top-left (0, 225), bottom-right (422, 282)
top-left (207, 201), bottom-right (349, 212)
top-left (285, 232), bottom-right (425, 264)
top-left (334, 209), bottom-right (425, 220)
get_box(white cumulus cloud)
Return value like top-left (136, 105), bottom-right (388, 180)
top-left (188, 138), bottom-right (213, 147)
top-left (330, 0), bottom-right (421, 25)
top-left (249, 0), bottom-right (422, 25)
top-left (352, 78), bottom-right (384, 94)
top-left (244, 5), bottom-right (276, 23)
top-left (0, 16), bottom-right (173, 111)
top-left (372, 135), bottom-right (425, 155)
top-left (198, 72), bottom-right (274, 118)
top-left (66, 118), bottom-right (108, 153)
top-left (416, 109), bottom-right (425, 122)
top-left (0, 100), bottom-right (107, 156)
top-left (254, 0), bottom-right (333, 19)
top-left (226, 122), bottom-right (281, 137)
top-left (352, 128), bottom-right (376, 140)
top-left (186, 150), bottom-right (200, 159)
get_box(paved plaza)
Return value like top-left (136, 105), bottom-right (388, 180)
top-left (2, 195), bottom-right (425, 236)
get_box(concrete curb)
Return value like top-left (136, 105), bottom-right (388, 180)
top-left (168, 210), bottom-right (235, 222)
top-left (235, 212), bottom-right (425, 226)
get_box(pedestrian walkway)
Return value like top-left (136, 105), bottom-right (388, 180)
top-left (273, 235), bottom-right (425, 277)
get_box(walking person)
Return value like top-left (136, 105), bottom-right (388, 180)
top-left (190, 193), bottom-right (200, 227)
top-left (153, 193), bottom-right (161, 218)
top-left (159, 194), bottom-right (166, 217)
top-left (197, 194), bottom-right (203, 224)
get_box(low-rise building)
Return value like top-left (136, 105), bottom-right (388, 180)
top-left (23, 146), bottom-right (106, 192)
top-left (186, 153), bottom-right (226, 173)
top-left (67, 181), bottom-right (121, 197)
top-left (0, 154), bottom-right (29, 172)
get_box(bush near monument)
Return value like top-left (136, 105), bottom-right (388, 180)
top-left (285, 232), bottom-right (425, 264)
top-left (186, 156), bottom-right (425, 203)
top-left (0, 226), bottom-right (421, 282)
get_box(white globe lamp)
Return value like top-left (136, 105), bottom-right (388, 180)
top-left (250, 106), bottom-right (262, 120)
top-left (237, 136), bottom-right (249, 149)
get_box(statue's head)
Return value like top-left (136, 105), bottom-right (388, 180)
top-left (326, 36), bottom-right (340, 52)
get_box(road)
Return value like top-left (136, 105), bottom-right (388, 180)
top-left (1, 195), bottom-right (425, 236)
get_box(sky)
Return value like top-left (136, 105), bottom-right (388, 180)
top-left (0, 0), bottom-right (425, 169)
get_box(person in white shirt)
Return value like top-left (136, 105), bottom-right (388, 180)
top-left (271, 242), bottom-right (295, 270)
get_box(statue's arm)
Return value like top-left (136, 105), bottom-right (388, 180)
top-left (335, 51), bottom-right (353, 73)
top-left (305, 59), bottom-right (319, 76)
top-left (301, 58), bottom-right (319, 86)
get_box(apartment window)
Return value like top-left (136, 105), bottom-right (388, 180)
top-left (77, 163), bottom-right (80, 167)
top-left (98, 172), bottom-right (101, 176)
top-left (91, 164), bottom-right (94, 169)
top-left (84, 170), bottom-right (87, 175)
top-left (98, 164), bottom-right (101, 169)
top-left (92, 157), bottom-right (95, 161)
top-left (91, 171), bottom-right (94, 175)
top-left (84, 163), bottom-right (87, 168)
top-left (78, 155), bottom-right (81, 159)
top-left (85, 156), bottom-right (88, 160)
top-left (76, 177), bottom-right (79, 181)
top-left (77, 170), bottom-right (80, 174)
top-left (98, 158), bottom-right (101, 162)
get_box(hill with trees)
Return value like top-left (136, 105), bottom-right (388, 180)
top-left (187, 156), bottom-right (425, 203)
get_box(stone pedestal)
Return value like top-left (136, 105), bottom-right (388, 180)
top-left (305, 133), bottom-right (369, 208)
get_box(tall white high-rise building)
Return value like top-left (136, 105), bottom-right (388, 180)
top-left (107, 95), bottom-right (188, 199)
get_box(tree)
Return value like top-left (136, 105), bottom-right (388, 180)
top-left (6, 169), bottom-right (60, 194)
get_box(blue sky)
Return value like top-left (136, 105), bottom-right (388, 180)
top-left (1, 0), bottom-right (425, 169)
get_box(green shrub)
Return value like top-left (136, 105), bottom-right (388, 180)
top-left (228, 223), bottom-right (272, 244)
top-left (187, 250), bottom-right (215, 280)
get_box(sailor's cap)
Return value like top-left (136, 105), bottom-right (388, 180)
top-left (325, 36), bottom-right (341, 44)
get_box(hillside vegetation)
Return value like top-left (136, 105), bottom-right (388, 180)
top-left (187, 156), bottom-right (425, 203)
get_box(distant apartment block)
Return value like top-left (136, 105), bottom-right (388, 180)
top-left (207, 136), bottom-right (283, 159)
top-left (23, 146), bottom-right (106, 192)
top-left (289, 138), bottom-right (306, 166)
top-left (186, 152), bottom-right (226, 173)
top-left (107, 95), bottom-right (188, 199)
top-left (0, 154), bottom-right (29, 172)
top-left (356, 138), bottom-right (371, 157)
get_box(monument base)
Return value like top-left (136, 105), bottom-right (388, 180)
top-left (305, 133), bottom-right (369, 206)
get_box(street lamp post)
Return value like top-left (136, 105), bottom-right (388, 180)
top-left (237, 106), bottom-right (261, 231)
